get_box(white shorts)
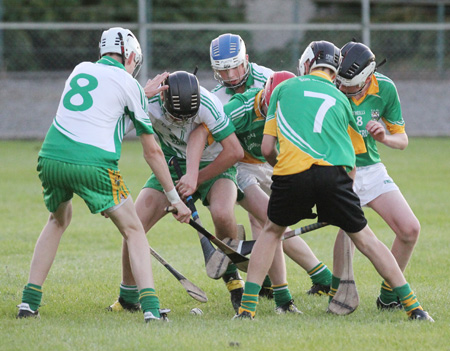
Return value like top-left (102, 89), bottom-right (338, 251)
top-left (353, 163), bottom-right (399, 207)
top-left (236, 162), bottom-right (273, 195)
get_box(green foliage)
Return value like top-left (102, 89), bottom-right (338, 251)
top-left (1, 0), bottom-right (245, 71)
top-left (0, 138), bottom-right (449, 350)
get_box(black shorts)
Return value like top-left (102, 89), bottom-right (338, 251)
top-left (268, 165), bottom-right (367, 233)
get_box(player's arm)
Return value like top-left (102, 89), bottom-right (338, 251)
top-left (366, 120), bottom-right (408, 150)
top-left (140, 133), bottom-right (191, 222)
top-left (261, 134), bottom-right (278, 167)
top-left (176, 124), bottom-right (208, 198)
top-left (197, 132), bottom-right (244, 185)
top-left (367, 79), bottom-right (408, 150)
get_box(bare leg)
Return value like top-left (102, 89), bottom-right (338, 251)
top-left (107, 197), bottom-right (156, 291)
top-left (246, 220), bottom-right (286, 286)
top-left (248, 212), bottom-right (263, 238)
top-left (332, 229), bottom-right (355, 278)
top-left (207, 178), bottom-right (238, 240)
top-left (28, 200), bottom-right (72, 286)
top-left (347, 224), bottom-right (406, 288)
top-left (368, 190), bottom-right (420, 271)
top-left (119, 188), bottom-right (168, 286)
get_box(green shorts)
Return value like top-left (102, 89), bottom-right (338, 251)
top-left (143, 159), bottom-right (243, 206)
top-left (37, 157), bottom-right (130, 214)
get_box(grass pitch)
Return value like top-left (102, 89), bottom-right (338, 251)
top-left (0, 138), bottom-right (449, 351)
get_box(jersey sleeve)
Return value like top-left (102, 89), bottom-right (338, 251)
top-left (224, 93), bottom-right (251, 135)
top-left (125, 79), bottom-right (154, 136)
top-left (197, 88), bottom-right (235, 142)
top-left (380, 78), bottom-right (405, 135)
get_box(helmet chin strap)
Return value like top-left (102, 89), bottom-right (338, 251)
top-left (341, 74), bottom-right (373, 98)
top-left (342, 80), bottom-right (369, 98)
top-left (217, 62), bottom-right (250, 89)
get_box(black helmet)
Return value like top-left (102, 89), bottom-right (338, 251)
top-left (163, 71), bottom-right (200, 124)
top-left (336, 42), bottom-right (376, 96)
top-left (298, 41), bottom-right (341, 76)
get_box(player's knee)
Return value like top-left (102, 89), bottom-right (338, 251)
top-left (49, 212), bottom-right (71, 230)
top-left (397, 220), bottom-right (420, 245)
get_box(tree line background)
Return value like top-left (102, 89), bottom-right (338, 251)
top-left (1, 0), bottom-right (449, 77)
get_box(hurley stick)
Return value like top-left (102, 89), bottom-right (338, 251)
top-left (328, 233), bottom-right (359, 315)
top-left (168, 156), bottom-right (230, 279)
top-left (150, 247), bottom-right (208, 303)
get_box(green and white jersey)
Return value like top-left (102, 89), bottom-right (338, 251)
top-left (225, 87), bottom-right (266, 163)
top-left (148, 86), bottom-right (235, 161)
top-left (349, 72), bottom-right (405, 167)
top-left (264, 71), bottom-right (365, 176)
top-left (39, 57), bottom-right (151, 169)
top-left (211, 62), bottom-right (273, 105)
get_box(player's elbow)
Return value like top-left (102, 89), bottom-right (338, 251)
top-left (397, 134), bottom-right (409, 150)
top-left (261, 141), bottom-right (275, 161)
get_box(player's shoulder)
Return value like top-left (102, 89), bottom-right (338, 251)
top-left (201, 86), bottom-right (222, 106)
top-left (240, 87), bottom-right (261, 100)
top-left (227, 88), bottom-right (258, 113)
top-left (211, 83), bottom-right (227, 94)
top-left (374, 72), bottom-right (397, 92)
top-left (249, 62), bottom-right (274, 83)
top-left (200, 86), bottom-right (224, 118)
top-left (148, 94), bottom-right (162, 106)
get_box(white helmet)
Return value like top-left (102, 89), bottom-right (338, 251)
top-left (99, 27), bottom-right (143, 77)
top-left (298, 41), bottom-right (341, 77)
top-left (210, 33), bottom-right (249, 88)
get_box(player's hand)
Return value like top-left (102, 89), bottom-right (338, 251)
top-left (176, 173), bottom-right (198, 200)
top-left (144, 72), bottom-right (170, 98)
top-left (171, 201), bottom-right (191, 223)
top-left (366, 120), bottom-right (386, 143)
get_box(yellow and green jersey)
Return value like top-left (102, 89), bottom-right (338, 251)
top-left (264, 71), bottom-right (366, 176)
top-left (349, 72), bottom-right (405, 167)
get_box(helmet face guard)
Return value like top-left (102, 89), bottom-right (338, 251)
top-left (99, 27), bottom-right (143, 78)
top-left (298, 41), bottom-right (341, 77)
top-left (210, 33), bottom-right (250, 88)
top-left (163, 71), bottom-right (200, 125)
top-left (336, 42), bottom-right (376, 97)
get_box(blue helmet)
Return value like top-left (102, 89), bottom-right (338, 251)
top-left (210, 33), bottom-right (250, 88)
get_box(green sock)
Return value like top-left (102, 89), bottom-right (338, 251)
top-left (273, 283), bottom-right (292, 307)
top-left (393, 283), bottom-right (422, 315)
top-left (139, 288), bottom-right (160, 317)
top-left (241, 281), bottom-right (260, 316)
top-left (22, 283), bottom-right (42, 311)
top-left (223, 264), bottom-right (242, 284)
top-left (262, 275), bottom-right (272, 288)
top-left (224, 263), bottom-right (237, 276)
top-left (120, 284), bottom-right (139, 304)
top-left (308, 262), bottom-right (332, 286)
top-left (328, 275), bottom-right (340, 303)
top-left (379, 280), bottom-right (398, 304)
